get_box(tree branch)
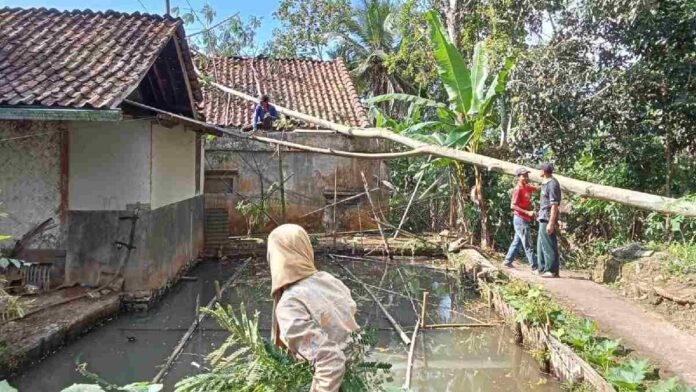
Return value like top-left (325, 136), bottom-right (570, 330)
top-left (202, 79), bottom-right (696, 217)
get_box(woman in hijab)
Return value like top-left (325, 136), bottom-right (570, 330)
top-left (268, 224), bottom-right (359, 392)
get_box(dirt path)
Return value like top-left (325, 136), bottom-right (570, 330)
top-left (504, 265), bottom-right (696, 387)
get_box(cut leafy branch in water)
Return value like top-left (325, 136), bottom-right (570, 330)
top-left (174, 303), bottom-right (393, 392)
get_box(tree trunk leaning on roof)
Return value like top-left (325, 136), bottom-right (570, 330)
top-left (196, 79), bottom-right (696, 218)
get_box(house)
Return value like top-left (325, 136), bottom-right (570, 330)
top-left (0, 7), bottom-right (209, 301)
top-left (200, 57), bottom-right (389, 248)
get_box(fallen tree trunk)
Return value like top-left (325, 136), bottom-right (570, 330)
top-left (205, 80), bottom-right (696, 217)
top-left (125, 86), bottom-right (696, 217)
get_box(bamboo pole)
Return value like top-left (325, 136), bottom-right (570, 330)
top-left (422, 323), bottom-right (497, 329)
top-left (195, 81), bottom-right (696, 218)
top-left (394, 158), bottom-right (429, 239)
top-left (403, 321), bottom-right (420, 390)
top-left (331, 256), bottom-right (411, 345)
top-left (151, 259), bottom-right (250, 383)
top-left (360, 172), bottom-right (392, 259)
top-left (420, 291), bottom-right (429, 328)
top-left (299, 187), bottom-right (380, 218)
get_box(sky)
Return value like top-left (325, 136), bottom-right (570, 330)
top-left (3, 0), bottom-right (281, 44)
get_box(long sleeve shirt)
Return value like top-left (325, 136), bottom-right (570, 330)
top-left (251, 104), bottom-right (278, 129)
top-left (275, 271), bottom-right (359, 392)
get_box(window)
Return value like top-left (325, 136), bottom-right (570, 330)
top-left (204, 170), bottom-right (237, 194)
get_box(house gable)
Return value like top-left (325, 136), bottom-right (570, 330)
top-left (0, 7), bottom-right (202, 119)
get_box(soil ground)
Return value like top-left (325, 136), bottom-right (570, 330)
top-left (500, 260), bottom-right (696, 387)
top-left (610, 252), bottom-right (696, 336)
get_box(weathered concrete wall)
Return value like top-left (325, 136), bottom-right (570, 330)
top-left (0, 120), bottom-right (66, 249)
top-left (65, 195), bottom-right (204, 291)
top-left (205, 131), bottom-right (389, 235)
top-left (68, 120), bottom-right (151, 211)
top-left (151, 123), bottom-right (198, 209)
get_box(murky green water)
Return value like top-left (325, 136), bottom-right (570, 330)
top-left (11, 256), bottom-right (561, 392)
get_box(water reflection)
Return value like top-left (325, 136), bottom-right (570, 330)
top-left (11, 256), bottom-right (562, 392)
top-left (432, 282), bottom-right (453, 324)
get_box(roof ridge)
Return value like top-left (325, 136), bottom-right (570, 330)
top-left (206, 55), bottom-right (340, 64)
top-left (0, 6), bottom-right (182, 24)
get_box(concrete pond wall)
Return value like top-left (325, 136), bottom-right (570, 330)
top-left (205, 131), bottom-right (390, 235)
top-left (452, 250), bottom-right (616, 392)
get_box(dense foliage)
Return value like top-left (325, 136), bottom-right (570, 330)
top-left (176, 0), bottom-right (695, 256)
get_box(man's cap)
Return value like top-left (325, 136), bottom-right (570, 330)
top-left (541, 162), bottom-right (554, 173)
top-left (515, 167), bottom-right (530, 176)
top-left (260, 94), bottom-right (270, 102)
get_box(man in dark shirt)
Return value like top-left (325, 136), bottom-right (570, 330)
top-left (251, 95), bottom-right (278, 131)
top-left (504, 167), bottom-right (540, 269)
top-left (537, 162), bottom-right (562, 277)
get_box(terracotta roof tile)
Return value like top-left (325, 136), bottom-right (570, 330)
top-left (201, 57), bottom-right (370, 128)
top-left (0, 7), bottom-right (198, 109)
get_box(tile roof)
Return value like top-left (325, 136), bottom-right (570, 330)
top-left (200, 57), bottom-right (370, 128)
top-left (0, 7), bottom-right (200, 109)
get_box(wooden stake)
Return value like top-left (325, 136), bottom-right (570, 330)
top-left (403, 321), bottom-right (420, 390)
top-left (277, 146), bottom-right (286, 222)
top-left (195, 293), bottom-right (200, 327)
top-left (331, 256), bottom-right (410, 345)
top-left (214, 280), bottom-right (221, 301)
top-left (360, 172), bottom-right (392, 259)
top-left (332, 167), bottom-right (338, 249)
top-left (420, 291), bottom-right (429, 329)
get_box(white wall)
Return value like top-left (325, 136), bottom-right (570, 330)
top-left (151, 123), bottom-right (196, 209)
top-left (69, 120), bottom-right (151, 210)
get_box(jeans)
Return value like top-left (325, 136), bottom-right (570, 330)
top-left (504, 216), bottom-right (537, 268)
top-left (537, 221), bottom-right (559, 274)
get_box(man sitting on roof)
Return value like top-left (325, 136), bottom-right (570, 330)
top-left (251, 94), bottom-right (279, 131)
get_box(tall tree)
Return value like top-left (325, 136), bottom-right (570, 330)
top-left (172, 5), bottom-right (262, 56)
top-left (369, 11), bottom-right (514, 248)
top-left (332, 0), bottom-right (413, 98)
top-left (269, 0), bottom-right (352, 59)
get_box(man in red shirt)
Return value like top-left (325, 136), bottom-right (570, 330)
top-left (504, 168), bottom-right (540, 269)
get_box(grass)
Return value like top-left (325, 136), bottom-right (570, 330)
top-left (665, 242), bottom-right (696, 276)
top-left (0, 337), bottom-right (23, 375)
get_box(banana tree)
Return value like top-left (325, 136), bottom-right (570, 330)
top-left (367, 10), bottom-right (514, 247)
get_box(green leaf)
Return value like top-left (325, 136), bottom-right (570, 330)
top-left (0, 235), bottom-right (10, 241)
top-left (648, 377), bottom-right (694, 392)
top-left (402, 121), bottom-right (443, 134)
top-left (607, 359), bottom-right (650, 390)
top-left (424, 11), bottom-right (472, 113)
top-left (444, 128), bottom-right (473, 147)
top-left (478, 55), bottom-right (515, 115)
top-left (366, 93), bottom-right (446, 109)
top-left (0, 380), bottom-right (18, 392)
top-left (469, 42), bottom-right (490, 113)
top-left (121, 383), bottom-right (163, 392)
